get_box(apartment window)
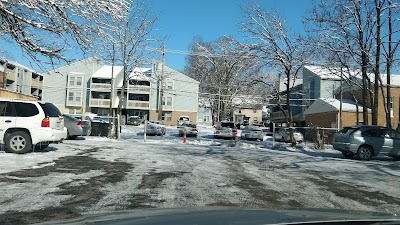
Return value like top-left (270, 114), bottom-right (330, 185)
top-left (163, 97), bottom-right (172, 106)
top-left (68, 75), bottom-right (84, 87)
top-left (166, 81), bottom-right (173, 90)
top-left (67, 91), bottom-right (82, 105)
top-left (204, 116), bottom-right (210, 122)
top-left (162, 112), bottom-right (172, 121)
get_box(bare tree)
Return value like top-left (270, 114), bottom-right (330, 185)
top-left (0, 0), bottom-right (129, 64)
top-left (93, 1), bottom-right (160, 139)
top-left (306, 0), bottom-right (377, 125)
top-left (240, 4), bottom-right (308, 146)
top-left (184, 36), bottom-right (259, 123)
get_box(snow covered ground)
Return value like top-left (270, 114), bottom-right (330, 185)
top-left (1, 125), bottom-right (400, 224)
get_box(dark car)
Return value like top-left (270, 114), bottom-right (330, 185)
top-left (333, 125), bottom-right (400, 160)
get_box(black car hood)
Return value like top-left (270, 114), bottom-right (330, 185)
top-left (33, 207), bottom-right (400, 225)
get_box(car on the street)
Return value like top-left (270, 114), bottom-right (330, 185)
top-left (260, 127), bottom-right (272, 136)
top-left (274, 128), bottom-right (304, 142)
top-left (177, 116), bottom-right (190, 126)
top-left (63, 114), bottom-right (91, 139)
top-left (0, 99), bottom-right (67, 153)
top-left (241, 125), bottom-right (264, 141)
top-left (178, 122), bottom-right (198, 137)
top-left (127, 116), bottom-right (143, 126)
top-left (214, 121), bottom-right (237, 139)
top-left (333, 125), bottom-right (400, 160)
top-left (146, 121), bottom-right (166, 136)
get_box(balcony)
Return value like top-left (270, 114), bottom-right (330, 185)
top-left (90, 99), bottom-right (111, 108)
top-left (5, 71), bottom-right (16, 81)
top-left (271, 110), bottom-right (288, 120)
top-left (31, 79), bottom-right (43, 89)
top-left (91, 83), bottom-right (111, 91)
top-left (127, 100), bottom-right (149, 109)
top-left (128, 85), bottom-right (150, 94)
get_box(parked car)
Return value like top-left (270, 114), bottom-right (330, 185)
top-left (127, 116), bottom-right (143, 126)
top-left (274, 128), bottom-right (304, 142)
top-left (214, 121), bottom-right (237, 139)
top-left (0, 99), bottom-right (67, 153)
top-left (178, 122), bottom-right (198, 137)
top-left (146, 121), bottom-right (166, 136)
top-left (63, 114), bottom-right (91, 139)
top-left (241, 125), bottom-right (264, 141)
top-left (177, 116), bottom-right (190, 126)
top-left (333, 125), bottom-right (400, 160)
top-left (260, 127), bottom-right (272, 136)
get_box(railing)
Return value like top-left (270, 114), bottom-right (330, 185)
top-left (31, 79), bottom-right (43, 89)
top-left (127, 100), bottom-right (149, 109)
top-left (91, 83), bottom-right (111, 90)
top-left (128, 85), bottom-right (151, 93)
top-left (90, 99), bottom-right (110, 108)
top-left (271, 110), bottom-right (288, 120)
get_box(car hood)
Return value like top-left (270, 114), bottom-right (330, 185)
top-left (32, 207), bottom-right (399, 225)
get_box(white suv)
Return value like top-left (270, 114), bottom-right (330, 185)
top-left (0, 99), bottom-right (67, 153)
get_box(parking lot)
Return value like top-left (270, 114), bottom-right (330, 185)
top-left (1, 125), bottom-right (400, 225)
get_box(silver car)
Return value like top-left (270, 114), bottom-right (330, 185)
top-left (241, 125), bottom-right (263, 141)
top-left (178, 122), bottom-right (198, 137)
top-left (146, 121), bottom-right (166, 136)
top-left (63, 114), bottom-right (91, 139)
top-left (214, 121), bottom-right (237, 139)
top-left (333, 125), bottom-right (400, 160)
top-left (274, 128), bottom-right (304, 142)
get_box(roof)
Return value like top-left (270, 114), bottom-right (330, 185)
top-left (304, 65), bottom-right (361, 80)
top-left (0, 65), bottom-right (4, 72)
top-left (279, 78), bottom-right (302, 92)
top-left (370, 74), bottom-right (400, 87)
top-left (91, 66), bottom-right (123, 78)
top-left (129, 67), bottom-right (152, 81)
top-left (303, 98), bottom-right (369, 115)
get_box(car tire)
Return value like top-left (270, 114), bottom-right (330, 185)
top-left (35, 144), bottom-right (49, 151)
top-left (357, 145), bottom-right (373, 160)
top-left (5, 131), bottom-right (32, 154)
top-left (342, 151), bottom-right (354, 159)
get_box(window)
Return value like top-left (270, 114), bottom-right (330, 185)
top-left (14, 102), bottom-right (39, 117)
top-left (166, 81), bottom-right (173, 90)
top-left (204, 116), bottom-right (210, 122)
top-left (162, 112), bottom-right (172, 121)
top-left (362, 129), bottom-right (385, 138)
top-left (38, 103), bottom-right (62, 117)
top-left (163, 97), bottom-right (172, 106)
top-left (0, 102), bottom-right (14, 117)
top-left (68, 92), bottom-right (74, 101)
top-left (68, 75), bottom-right (84, 87)
top-left (67, 91), bottom-right (83, 105)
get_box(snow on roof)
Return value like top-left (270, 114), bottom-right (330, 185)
top-left (91, 65), bottom-right (123, 78)
top-left (279, 78), bottom-right (302, 92)
top-left (129, 67), bottom-right (152, 81)
top-left (370, 73), bottom-right (400, 87)
top-left (304, 65), bottom-right (361, 80)
top-left (304, 98), bottom-right (369, 115)
top-left (0, 65), bottom-right (4, 72)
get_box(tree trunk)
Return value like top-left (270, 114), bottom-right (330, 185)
top-left (387, 0), bottom-right (393, 128)
top-left (372, 0), bottom-right (381, 125)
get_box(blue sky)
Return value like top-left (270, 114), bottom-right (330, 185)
top-left (1, 0), bottom-right (311, 72)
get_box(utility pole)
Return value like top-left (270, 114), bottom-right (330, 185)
top-left (157, 45), bottom-right (165, 121)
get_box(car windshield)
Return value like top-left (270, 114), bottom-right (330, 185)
top-left (2, 1), bottom-right (399, 225)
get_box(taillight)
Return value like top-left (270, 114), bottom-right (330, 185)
top-left (41, 117), bottom-right (50, 127)
top-left (77, 121), bottom-right (83, 127)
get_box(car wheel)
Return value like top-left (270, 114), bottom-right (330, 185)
top-left (342, 151), bottom-right (354, 159)
top-left (5, 131), bottom-right (32, 154)
top-left (35, 144), bottom-right (49, 151)
top-left (357, 145), bottom-right (373, 160)
top-left (69, 135), bottom-right (78, 140)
